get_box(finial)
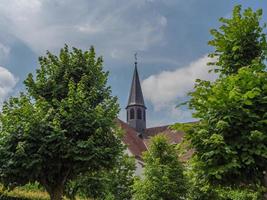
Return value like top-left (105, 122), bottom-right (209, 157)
top-left (134, 52), bottom-right (137, 65)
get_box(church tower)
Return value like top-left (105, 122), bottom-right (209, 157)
top-left (126, 56), bottom-right (146, 134)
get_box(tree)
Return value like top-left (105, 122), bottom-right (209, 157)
top-left (132, 135), bottom-right (187, 200)
top-left (65, 153), bottom-right (135, 200)
top-left (102, 154), bottom-right (135, 200)
top-left (0, 46), bottom-right (123, 200)
top-left (183, 5), bottom-right (267, 199)
top-left (188, 65), bottom-right (267, 185)
top-left (208, 5), bottom-right (267, 76)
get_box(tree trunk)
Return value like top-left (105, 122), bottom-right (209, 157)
top-left (49, 185), bottom-right (64, 200)
top-left (39, 166), bottom-right (71, 200)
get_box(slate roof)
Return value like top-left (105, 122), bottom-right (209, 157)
top-left (126, 63), bottom-right (146, 108)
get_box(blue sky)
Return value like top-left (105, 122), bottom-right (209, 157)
top-left (0, 0), bottom-right (266, 127)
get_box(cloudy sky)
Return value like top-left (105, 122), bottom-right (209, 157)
top-left (0, 0), bottom-right (266, 127)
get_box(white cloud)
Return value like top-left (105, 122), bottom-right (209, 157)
top-left (148, 106), bottom-right (194, 127)
top-left (0, 0), bottom-right (167, 59)
top-left (0, 66), bottom-right (18, 105)
top-left (142, 55), bottom-right (217, 110)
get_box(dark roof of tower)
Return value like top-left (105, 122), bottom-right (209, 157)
top-left (127, 62), bottom-right (146, 108)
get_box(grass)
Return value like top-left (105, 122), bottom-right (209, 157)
top-left (0, 184), bottom-right (90, 200)
top-left (0, 184), bottom-right (49, 200)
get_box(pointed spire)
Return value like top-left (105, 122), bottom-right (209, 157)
top-left (127, 54), bottom-right (146, 108)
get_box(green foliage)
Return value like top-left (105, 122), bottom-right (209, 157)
top-left (132, 135), bottom-right (187, 200)
top-left (0, 45), bottom-right (123, 200)
top-left (188, 60), bottom-right (267, 186)
top-left (185, 157), bottom-right (266, 200)
top-left (208, 5), bottom-right (267, 75)
top-left (20, 182), bottom-right (44, 192)
top-left (188, 18), bottom-right (267, 187)
top-left (183, 5), bottom-right (267, 198)
top-left (171, 122), bottom-right (197, 134)
top-left (171, 122), bottom-right (197, 158)
top-left (215, 186), bottom-right (265, 200)
top-left (65, 153), bottom-right (135, 200)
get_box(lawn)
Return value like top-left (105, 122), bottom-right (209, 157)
top-left (0, 184), bottom-right (49, 200)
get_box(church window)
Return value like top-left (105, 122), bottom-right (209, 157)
top-left (137, 108), bottom-right (142, 119)
top-left (130, 108), bottom-right (135, 119)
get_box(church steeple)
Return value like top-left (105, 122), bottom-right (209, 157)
top-left (127, 60), bottom-right (145, 107)
top-left (126, 54), bottom-right (146, 134)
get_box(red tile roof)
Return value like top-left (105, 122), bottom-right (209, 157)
top-left (117, 119), bottom-right (191, 161)
top-left (144, 125), bottom-right (185, 147)
top-left (145, 125), bottom-right (194, 161)
top-left (117, 119), bottom-right (147, 160)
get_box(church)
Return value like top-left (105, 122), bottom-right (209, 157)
top-left (117, 59), bottom-right (191, 175)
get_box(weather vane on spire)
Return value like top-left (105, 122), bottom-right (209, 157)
top-left (134, 52), bottom-right (138, 64)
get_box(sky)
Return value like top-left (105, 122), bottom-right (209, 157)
top-left (0, 0), bottom-right (266, 127)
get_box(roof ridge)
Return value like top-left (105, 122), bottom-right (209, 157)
top-left (146, 124), bottom-right (170, 130)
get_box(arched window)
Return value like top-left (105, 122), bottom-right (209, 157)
top-left (143, 110), bottom-right (146, 121)
top-left (130, 108), bottom-right (135, 119)
top-left (137, 108), bottom-right (142, 119)
top-left (127, 110), bottom-right (129, 121)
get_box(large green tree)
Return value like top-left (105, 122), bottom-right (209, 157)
top-left (132, 135), bottom-right (187, 200)
top-left (0, 46), bottom-right (123, 200)
top-left (183, 5), bottom-right (267, 199)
